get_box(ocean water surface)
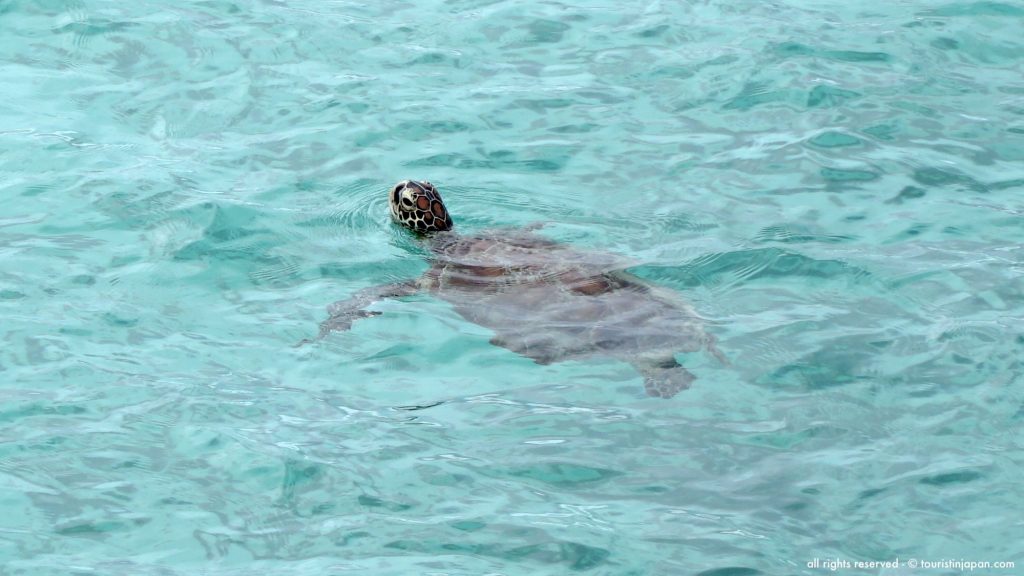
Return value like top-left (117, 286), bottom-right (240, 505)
top-left (1, 0), bottom-right (1023, 574)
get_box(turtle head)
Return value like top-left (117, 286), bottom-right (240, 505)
top-left (389, 180), bottom-right (453, 233)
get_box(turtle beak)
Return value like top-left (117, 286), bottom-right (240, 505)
top-left (391, 180), bottom-right (408, 208)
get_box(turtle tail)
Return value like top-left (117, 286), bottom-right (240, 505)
top-left (706, 333), bottom-right (729, 366)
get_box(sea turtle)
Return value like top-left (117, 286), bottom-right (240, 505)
top-left (311, 180), bottom-right (726, 398)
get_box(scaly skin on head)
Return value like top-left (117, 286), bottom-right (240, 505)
top-left (389, 180), bottom-right (454, 233)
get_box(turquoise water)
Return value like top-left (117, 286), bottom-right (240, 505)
top-left (2, 0), bottom-right (1023, 574)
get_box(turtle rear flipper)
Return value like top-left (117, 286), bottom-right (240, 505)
top-left (632, 356), bottom-right (695, 399)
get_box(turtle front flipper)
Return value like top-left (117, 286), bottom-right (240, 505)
top-left (487, 334), bottom-right (561, 365)
top-left (630, 355), bottom-right (695, 399)
top-left (296, 280), bottom-right (422, 346)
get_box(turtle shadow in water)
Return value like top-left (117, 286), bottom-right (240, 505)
top-left (305, 180), bottom-right (727, 399)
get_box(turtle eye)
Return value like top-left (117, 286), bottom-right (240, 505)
top-left (401, 197), bottom-right (413, 208)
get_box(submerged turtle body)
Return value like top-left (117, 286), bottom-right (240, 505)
top-left (316, 180), bottom-right (725, 398)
